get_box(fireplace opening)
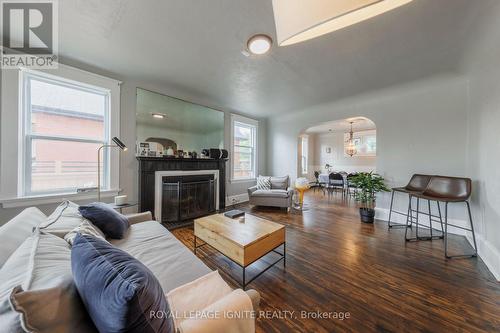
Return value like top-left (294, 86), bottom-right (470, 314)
top-left (161, 174), bottom-right (216, 227)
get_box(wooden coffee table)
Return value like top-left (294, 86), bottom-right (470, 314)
top-left (194, 213), bottom-right (286, 289)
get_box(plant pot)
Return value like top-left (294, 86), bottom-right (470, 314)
top-left (359, 208), bottom-right (375, 223)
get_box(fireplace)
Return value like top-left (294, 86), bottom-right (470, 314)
top-left (161, 174), bottom-right (216, 224)
top-left (154, 169), bottom-right (220, 229)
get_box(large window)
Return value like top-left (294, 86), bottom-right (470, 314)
top-left (22, 72), bottom-right (110, 195)
top-left (231, 115), bottom-right (258, 181)
top-left (300, 135), bottom-right (308, 175)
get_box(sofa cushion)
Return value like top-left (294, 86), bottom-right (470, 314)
top-left (0, 230), bottom-right (72, 331)
top-left (110, 221), bottom-right (211, 293)
top-left (251, 189), bottom-right (290, 198)
top-left (0, 207), bottom-right (46, 268)
top-left (78, 202), bottom-right (129, 239)
top-left (270, 176), bottom-right (289, 190)
top-left (71, 234), bottom-right (175, 333)
top-left (9, 278), bottom-right (98, 333)
top-left (40, 201), bottom-right (87, 238)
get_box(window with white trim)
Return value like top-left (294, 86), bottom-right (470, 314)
top-left (21, 71), bottom-right (111, 195)
top-left (300, 135), bottom-right (308, 175)
top-left (231, 115), bottom-right (258, 181)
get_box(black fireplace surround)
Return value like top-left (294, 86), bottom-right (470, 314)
top-left (137, 156), bottom-right (226, 228)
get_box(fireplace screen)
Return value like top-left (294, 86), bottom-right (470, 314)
top-left (161, 174), bottom-right (215, 225)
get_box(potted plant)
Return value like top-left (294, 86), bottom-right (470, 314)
top-left (349, 172), bottom-right (390, 223)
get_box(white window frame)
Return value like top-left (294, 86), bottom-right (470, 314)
top-left (230, 114), bottom-right (258, 182)
top-left (21, 71), bottom-right (111, 196)
top-left (300, 135), bottom-right (308, 175)
top-left (0, 64), bottom-right (121, 208)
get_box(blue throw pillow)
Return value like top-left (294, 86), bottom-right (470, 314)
top-left (71, 234), bottom-right (174, 333)
top-left (78, 202), bottom-right (129, 239)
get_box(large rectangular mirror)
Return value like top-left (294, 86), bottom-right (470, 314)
top-left (136, 88), bottom-right (224, 157)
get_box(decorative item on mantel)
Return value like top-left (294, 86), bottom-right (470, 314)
top-left (165, 146), bottom-right (174, 156)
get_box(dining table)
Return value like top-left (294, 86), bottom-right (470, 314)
top-left (318, 172), bottom-right (348, 185)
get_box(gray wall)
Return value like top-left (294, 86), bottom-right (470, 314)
top-left (311, 131), bottom-right (377, 174)
top-left (461, 0), bottom-right (500, 279)
top-left (0, 64), bottom-right (267, 223)
top-left (268, 74), bottom-right (470, 220)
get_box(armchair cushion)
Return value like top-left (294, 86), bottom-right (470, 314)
top-left (270, 176), bottom-right (289, 190)
top-left (251, 189), bottom-right (290, 198)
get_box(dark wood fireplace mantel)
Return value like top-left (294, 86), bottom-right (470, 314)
top-left (137, 156), bottom-right (227, 219)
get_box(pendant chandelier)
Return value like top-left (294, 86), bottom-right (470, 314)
top-left (272, 0), bottom-right (414, 46)
top-left (346, 122), bottom-right (357, 157)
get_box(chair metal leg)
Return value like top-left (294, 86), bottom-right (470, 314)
top-left (415, 197), bottom-right (420, 239)
top-left (445, 201), bottom-right (477, 259)
top-left (445, 202), bottom-right (449, 258)
top-left (466, 201), bottom-right (478, 257)
top-left (405, 196), bottom-right (413, 241)
top-left (428, 199), bottom-right (433, 238)
top-left (388, 190), bottom-right (395, 229)
top-left (436, 201), bottom-right (445, 236)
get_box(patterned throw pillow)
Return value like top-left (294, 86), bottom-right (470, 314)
top-left (257, 176), bottom-right (271, 190)
top-left (64, 220), bottom-right (107, 246)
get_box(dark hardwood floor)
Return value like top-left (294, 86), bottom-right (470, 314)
top-left (171, 191), bottom-right (500, 333)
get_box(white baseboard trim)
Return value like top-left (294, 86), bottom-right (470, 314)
top-left (225, 193), bottom-right (249, 207)
top-left (466, 233), bottom-right (500, 281)
top-left (375, 207), bottom-right (468, 236)
top-left (376, 207), bottom-right (500, 281)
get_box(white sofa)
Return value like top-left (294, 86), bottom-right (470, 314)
top-left (0, 204), bottom-right (259, 332)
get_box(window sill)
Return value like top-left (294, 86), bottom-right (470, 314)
top-left (230, 178), bottom-right (257, 184)
top-left (0, 189), bottom-right (120, 208)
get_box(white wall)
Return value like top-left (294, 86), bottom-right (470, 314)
top-left (268, 74), bottom-right (470, 221)
top-left (0, 63), bottom-right (267, 223)
top-left (460, 0), bottom-right (500, 280)
top-left (268, 62), bottom-right (500, 280)
top-left (312, 131), bottom-right (376, 175)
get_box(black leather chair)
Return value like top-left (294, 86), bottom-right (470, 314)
top-left (327, 173), bottom-right (345, 197)
top-left (346, 173), bottom-right (358, 197)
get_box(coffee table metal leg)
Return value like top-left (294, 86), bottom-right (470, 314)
top-left (283, 242), bottom-right (286, 267)
top-left (243, 267), bottom-right (246, 290)
top-left (194, 236), bottom-right (197, 255)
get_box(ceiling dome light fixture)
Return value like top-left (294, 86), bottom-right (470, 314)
top-left (272, 0), bottom-right (414, 46)
top-left (152, 113), bottom-right (166, 119)
top-left (247, 34), bottom-right (273, 55)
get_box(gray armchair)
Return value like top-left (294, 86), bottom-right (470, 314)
top-left (248, 175), bottom-right (293, 209)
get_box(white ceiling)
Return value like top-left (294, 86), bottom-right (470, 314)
top-left (58, 0), bottom-right (480, 118)
top-left (305, 117), bottom-right (376, 134)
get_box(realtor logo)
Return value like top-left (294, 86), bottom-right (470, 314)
top-left (1, 0), bottom-right (58, 68)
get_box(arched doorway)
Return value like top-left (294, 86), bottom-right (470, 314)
top-left (297, 117), bottom-right (377, 180)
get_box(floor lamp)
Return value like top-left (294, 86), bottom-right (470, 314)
top-left (97, 137), bottom-right (127, 202)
